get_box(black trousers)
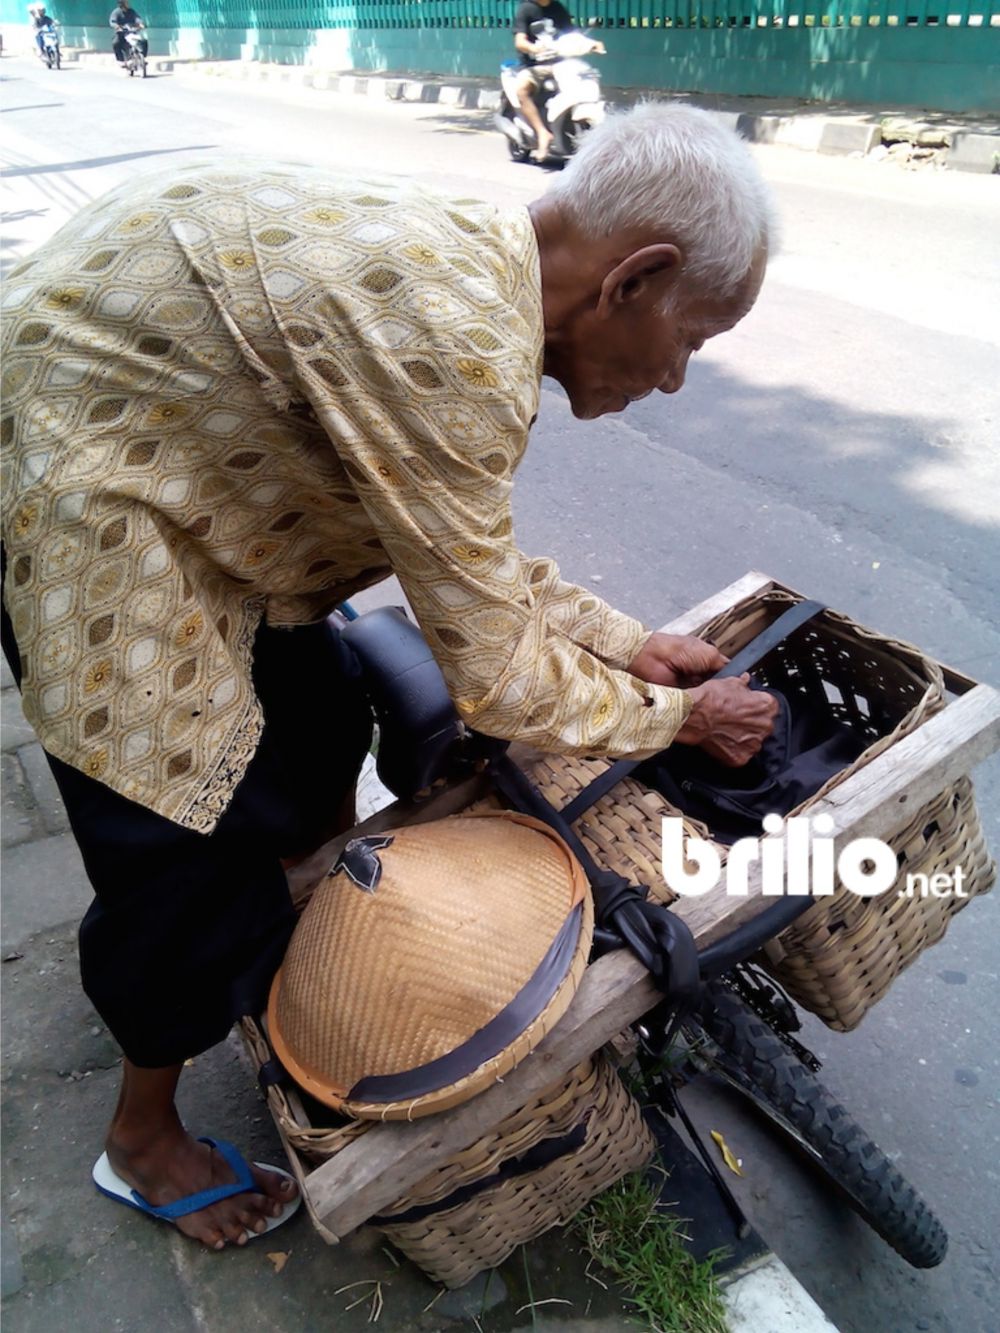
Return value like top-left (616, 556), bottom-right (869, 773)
top-left (1, 588), bottom-right (373, 1068)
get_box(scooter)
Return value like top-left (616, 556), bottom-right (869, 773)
top-left (37, 20), bottom-right (60, 68)
top-left (496, 28), bottom-right (605, 165)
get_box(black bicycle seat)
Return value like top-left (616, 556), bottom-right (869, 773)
top-left (340, 607), bottom-right (468, 798)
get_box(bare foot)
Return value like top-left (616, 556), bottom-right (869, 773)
top-left (107, 1123), bottom-right (297, 1250)
top-left (533, 131), bottom-right (554, 162)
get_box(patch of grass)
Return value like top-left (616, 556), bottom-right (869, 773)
top-left (574, 1171), bottom-right (728, 1333)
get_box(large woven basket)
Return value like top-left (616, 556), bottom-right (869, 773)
top-left (482, 591), bottom-right (994, 1031)
top-left (375, 1052), bottom-right (655, 1287)
top-left (240, 1020), bottom-right (652, 1286)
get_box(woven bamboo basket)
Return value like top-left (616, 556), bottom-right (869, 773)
top-left (240, 1019), bottom-right (653, 1287)
top-left (476, 590), bottom-right (994, 1032)
top-left (374, 1052), bottom-right (654, 1287)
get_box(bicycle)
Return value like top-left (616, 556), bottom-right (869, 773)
top-left (322, 581), bottom-right (997, 1269)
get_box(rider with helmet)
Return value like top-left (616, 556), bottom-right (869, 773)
top-left (28, 4), bottom-right (58, 59)
top-left (109, 3), bottom-right (146, 64)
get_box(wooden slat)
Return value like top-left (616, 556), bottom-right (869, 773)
top-left (937, 661), bottom-right (982, 697)
top-left (654, 569), bottom-right (776, 636)
top-left (304, 681), bottom-right (1000, 1237)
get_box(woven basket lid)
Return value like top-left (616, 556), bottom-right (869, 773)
top-left (267, 810), bottom-right (593, 1120)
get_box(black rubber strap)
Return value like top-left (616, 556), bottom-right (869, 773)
top-left (490, 754), bottom-right (700, 1004)
top-left (490, 753), bottom-right (624, 896)
top-left (372, 1120), bottom-right (589, 1226)
top-left (257, 1057), bottom-right (288, 1092)
top-left (561, 758), bottom-right (637, 826)
top-left (712, 598), bottom-right (825, 679)
top-left (347, 904), bottom-right (583, 1104)
top-left (561, 598), bottom-right (827, 824)
top-left (697, 894), bottom-right (816, 980)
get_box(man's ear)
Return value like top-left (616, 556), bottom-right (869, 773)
top-left (597, 243), bottom-right (684, 316)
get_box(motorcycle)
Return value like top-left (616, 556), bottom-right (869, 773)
top-left (496, 27), bottom-right (605, 165)
top-left (120, 22), bottom-right (146, 78)
top-left (37, 20), bottom-right (60, 69)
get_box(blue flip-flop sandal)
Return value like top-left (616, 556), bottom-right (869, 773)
top-left (92, 1135), bottom-right (300, 1239)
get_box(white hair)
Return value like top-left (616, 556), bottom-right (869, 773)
top-left (547, 102), bottom-right (776, 298)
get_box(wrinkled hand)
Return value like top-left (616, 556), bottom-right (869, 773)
top-left (674, 674), bottom-right (780, 767)
top-left (627, 632), bottom-right (728, 690)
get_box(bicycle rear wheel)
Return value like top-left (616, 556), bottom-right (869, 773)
top-left (685, 980), bottom-right (948, 1269)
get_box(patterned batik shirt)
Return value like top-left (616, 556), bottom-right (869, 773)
top-left (1, 161), bottom-right (691, 833)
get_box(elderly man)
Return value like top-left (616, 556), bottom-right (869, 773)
top-left (1, 102), bottom-right (777, 1250)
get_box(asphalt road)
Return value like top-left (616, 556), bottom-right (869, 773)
top-left (2, 52), bottom-right (999, 1333)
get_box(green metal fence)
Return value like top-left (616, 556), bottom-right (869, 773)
top-left (9, 0), bottom-right (1000, 33)
top-left (3, 0), bottom-right (998, 109)
top-left (165, 0), bottom-right (999, 31)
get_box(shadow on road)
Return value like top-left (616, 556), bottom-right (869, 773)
top-left (1, 208), bottom-right (48, 223)
top-left (622, 357), bottom-right (1000, 640)
top-left (423, 109), bottom-right (494, 136)
top-left (1, 145), bottom-right (218, 177)
top-left (0, 102), bottom-right (65, 113)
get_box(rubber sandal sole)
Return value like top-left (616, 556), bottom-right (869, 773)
top-left (92, 1150), bottom-right (301, 1239)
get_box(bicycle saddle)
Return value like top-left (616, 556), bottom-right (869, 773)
top-left (341, 607), bottom-right (506, 799)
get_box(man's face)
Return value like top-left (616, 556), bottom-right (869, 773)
top-left (548, 246), bottom-right (765, 421)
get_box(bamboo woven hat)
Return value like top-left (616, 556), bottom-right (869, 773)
top-left (268, 810), bottom-right (593, 1120)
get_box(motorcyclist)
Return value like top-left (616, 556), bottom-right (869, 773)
top-left (28, 4), bottom-right (58, 59)
top-left (513, 0), bottom-right (604, 161)
top-left (109, 3), bottom-right (146, 64)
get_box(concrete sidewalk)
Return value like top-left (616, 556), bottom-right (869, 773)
top-left (61, 46), bottom-right (1000, 175)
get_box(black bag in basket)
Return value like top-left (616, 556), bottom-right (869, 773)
top-left (638, 679), bottom-right (867, 845)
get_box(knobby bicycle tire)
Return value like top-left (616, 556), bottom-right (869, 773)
top-left (686, 980), bottom-right (947, 1269)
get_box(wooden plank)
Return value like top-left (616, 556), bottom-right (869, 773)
top-left (655, 569), bottom-right (775, 637)
top-left (938, 661), bottom-right (982, 697)
top-left (304, 680), bottom-right (1000, 1236)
